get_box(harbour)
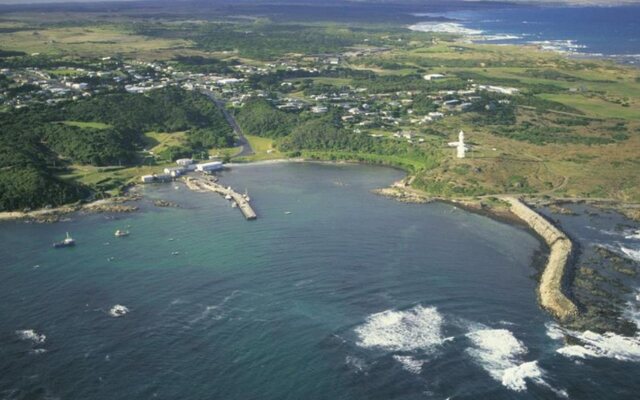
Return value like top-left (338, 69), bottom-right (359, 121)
top-left (183, 176), bottom-right (257, 220)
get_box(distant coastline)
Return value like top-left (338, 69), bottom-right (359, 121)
top-left (408, 5), bottom-right (640, 66)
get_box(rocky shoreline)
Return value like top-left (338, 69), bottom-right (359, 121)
top-left (0, 196), bottom-right (140, 223)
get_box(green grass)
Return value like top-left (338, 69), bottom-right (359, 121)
top-left (539, 94), bottom-right (640, 120)
top-left (143, 131), bottom-right (187, 154)
top-left (240, 134), bottom-right (283, 161)
top-left (60, 121), bottom-right (112, 129)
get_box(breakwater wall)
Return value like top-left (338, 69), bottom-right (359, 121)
top-left (506, 197), bottom-right (578, 321)
top-left (183, 176), bottom-right (257, 220)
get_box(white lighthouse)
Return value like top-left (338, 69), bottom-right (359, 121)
top-left (456, 130), bottom-right (466, 158)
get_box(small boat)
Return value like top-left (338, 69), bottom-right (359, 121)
top-left (114, 230), bottom-right (130, 237)
top-left (284, 211), bottom-right (292, 215)
top-left (53, 232), bottom-right (75, 248)
top-left (171, 251), bottom-right (180, 256)
top-left (231, 202), bottom-right (238, 208)
top-left (224, 194), bottom-right (232, 200)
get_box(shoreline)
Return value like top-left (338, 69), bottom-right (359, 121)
top-left (373, 181), bottom-right (583, 322)
top-left (0, 196), bottom-right (140, 223)
top-left (2, 159), bottom-right (631, 325)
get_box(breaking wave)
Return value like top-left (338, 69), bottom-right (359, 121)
top-left (548, 323), bottom-right (640, 362)
top-left (466, 328), bottom-right (562, 393)
top-left (16, 329), bottom-right (46, 344)
top-left (620, 246), bottom-right (640, 263)
top-left (355, 305), bottom-right (445, 352)
top-left (109, 304), bottom-right (129, 318)
top-left (408, 22), bottom-right (483, 36)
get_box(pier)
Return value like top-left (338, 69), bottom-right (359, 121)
top-left (183, 176), bottom-right (257, 220)
top-left (505, 197), bottom-right (578, 321)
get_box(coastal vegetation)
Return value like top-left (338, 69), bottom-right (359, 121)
top-left (0, 11), bottom-right (639, 210)
top-left (0, 87), bottom-right (233, 210)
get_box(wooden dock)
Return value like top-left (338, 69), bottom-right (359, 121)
top-left (183, 176), bottom-right (257, 220)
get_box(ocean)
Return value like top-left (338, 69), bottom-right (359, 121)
top-left (408, 5), bottom-right (640, 63)
top-left (1, 162), bottom-right (639, 399)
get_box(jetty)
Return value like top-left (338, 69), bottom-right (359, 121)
top-left (505, 197), bottom-right (578, 321)
top-left (183, 176), bottom-right (257, 220)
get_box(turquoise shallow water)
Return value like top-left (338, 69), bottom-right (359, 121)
top-left (1, 163), bottom-right (639, 399)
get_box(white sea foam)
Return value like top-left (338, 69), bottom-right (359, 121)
top-left (501, 361), bottom-right (544, 392)
top-left (355, 305), bottom-right (445, 352)
top-left (345, 355), bottom-right (368, 373)
top-left (16, 329), bottom-right (46, 344)
top-left (548, 320), bottom-right (640, 362)
top-left (190, 290), bottom-right (241, 324)
top-left (625, 289), bottom-right (640, 330)
top-left (620, 246), bottom-right (640, 262)
top-left (529, 39), bottom-right (587, 54)
top-left (478, 34), bottom-right (523, 41)
top-left (108, 304), bottom-right (129, 318)
top-left (624, 229), bottom-right (640, 240)
top-left (466, 329), bottom-right (558, 392)
top-left (393, 355), bottom-right (425, 374)
top-left (31, 348), bottom-right (47, 355)
top-left (545, 322), bottom-right (566, 341)
top-left (408, 22), bottom-right (483, 36)
top-left (557, 330), bottom-right (640, 362)
top-left (466, 329), bottom-right (528, 382)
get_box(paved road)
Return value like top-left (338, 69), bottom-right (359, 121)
top-left (201, 90), bottom-right (254, 158)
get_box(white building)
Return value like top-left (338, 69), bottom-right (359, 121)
top-left (164, 167), bottom-right (186, 177)
top-left (311, 106), bottom-right (328, 114)
top-left (141, 175), bottom-right (155, 183)
top-left (196, 161), bottom-right (224, 172)
top-left (176, 158), bottom-right (194, 166)
top-left (424, 74), bottom-right (445, 81)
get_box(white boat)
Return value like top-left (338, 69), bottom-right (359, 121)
top-left (53, 232), bottom-right (75, 248)
top-left (114, 230), bottom-right (130, 237)
top-left (225, 194), bottom-right (232, 200)
top-left (284, 211), bottom-right (292, 215)
top-left (231, 202), bottom-right (238, 208)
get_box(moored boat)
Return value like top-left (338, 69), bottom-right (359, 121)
top-left (53, 232), bottom-right (75, 248)
top-left (114, 230), bottom-right (130, 237)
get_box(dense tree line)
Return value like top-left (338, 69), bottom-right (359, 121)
top-left (234, 99), bottom-right (297, 138)
top-left (0, 87), bottom-right (233, 211)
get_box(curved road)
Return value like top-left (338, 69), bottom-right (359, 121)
top-left (201, 90), bottom-right (254, 158)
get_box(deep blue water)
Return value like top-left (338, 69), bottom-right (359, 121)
top-left (411, 5), bottom-right (640, 59)
top-left (1, 163), bottom-right (639, 399)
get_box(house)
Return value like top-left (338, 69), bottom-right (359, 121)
top-left (164, 167), bottom-right (186, 177)
top-left (155, 174), bottom-right (173, 183)
top-left (311, 106), bottom-right (328, 114)
top-left (423, 74), bottom-right (445, 81)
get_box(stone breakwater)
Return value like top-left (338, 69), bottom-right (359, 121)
top-left (506, 197), bottom-right (578, 321)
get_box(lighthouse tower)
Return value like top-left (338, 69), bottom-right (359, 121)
top-left (456, 130), bottom-right (466, 158)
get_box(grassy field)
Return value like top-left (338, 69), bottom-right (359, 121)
top-left (240, 135), bottom-right (283, 161)
top-left (142, 131), bottom-right (187, 155)
top-left (61, 121), bottom-right (112, 129)
top-left (0, 25), bottom-right (193, 59)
